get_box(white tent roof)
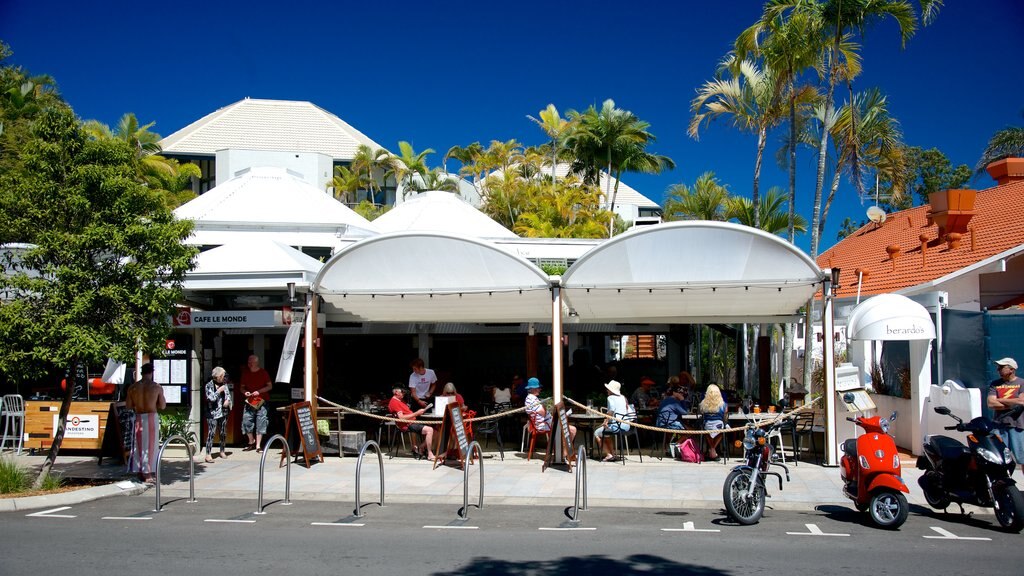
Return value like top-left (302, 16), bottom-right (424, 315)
top-left (561, 222), bottom-right (824, 323)
top-left (184, 239), bottom-right (324, 291)
top-left (372, 191), bottom-right (517, 238)
top-left (846, 293), bottom-right (936, 341)
top-left (174, 166), bottom-right (378, 246)
top-left (313, 232), bottom-right (552, 322)
top-left (312, 222), bottom-right (825, 324)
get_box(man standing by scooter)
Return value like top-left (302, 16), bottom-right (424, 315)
top-left (987, 357), bottom-right (1024, 475)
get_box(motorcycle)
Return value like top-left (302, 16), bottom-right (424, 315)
top-left (723, 418), bottom-right (790, 525)
top-left (917, 405), bottom-right (1024, 532)
top-left (839, 406), bottom-right (909, 529)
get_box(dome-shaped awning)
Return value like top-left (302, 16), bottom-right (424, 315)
top-left (846, 293), bottom-right (936, 341)
top-left (560, 221), bottom-right (825, 323)
top-left (312, 231), bottom-right (552, 322)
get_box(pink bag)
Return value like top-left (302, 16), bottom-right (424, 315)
top-left (677, 438), bottom-right (703, 463)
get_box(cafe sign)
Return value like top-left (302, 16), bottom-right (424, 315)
top-left (54, 414), bottom-right (100, 439)
top-left (172, 308), bottom-right (318, 328)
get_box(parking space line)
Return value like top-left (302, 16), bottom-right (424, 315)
top-left (423, 525), bottom-right (478, 530)
top-left (539, 527), bottom-right (597, 531)
top-left (311, 522), bottom-right (365, 527)
top-left (661, 521), bottom-right (720, 533)
top-left (205, 519), bottom-right (257, 524)
top-left (102, 516), bottom-right (152, 521)
top-left (786, 523), bottom-right (849, 537)
top-left (26, 506), bottom-right (75, 518)
top-left (923, 526), bottom-right (991, 541)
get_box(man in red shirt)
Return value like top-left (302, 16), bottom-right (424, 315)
top-left (241, 354), bottom-right (272, 452)
top-left (388, 385), bottom-right (434, 460)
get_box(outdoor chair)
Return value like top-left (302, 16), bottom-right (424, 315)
top-left (525, 418), bottom-right (550, 462)
top-left (697, 414), bottom-right (730, 465)
top-left (474, 404), bottom-right (505, 460)
top-left (787, 412), bottom-right (817, 465)
top-left (752, 411), bottom-right (786, 465)
top-left (1, 394), bottom-right (25, 455)
top-left (603, 407), bottom-right (642, 465)
top-left (379, 414), bottom-right (418, 459)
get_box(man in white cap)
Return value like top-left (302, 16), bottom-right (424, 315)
top-left (987, 357), bottom-right (1024, 473)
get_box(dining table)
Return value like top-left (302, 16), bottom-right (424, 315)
top-left (568, 410), bottom-right (607, 459)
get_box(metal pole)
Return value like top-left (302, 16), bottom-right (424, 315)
top-left (572, 444), bottom-right (588, 521)
top-left (459, 441), bottom-right (484, 520)
top-left (256, 434), bottom-right (291, 514)
top-left (354, 440), bottom-right (385, 517)
top-left (154, 434), bottom-right (196, 512)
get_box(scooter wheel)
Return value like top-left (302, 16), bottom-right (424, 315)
top-left (993, 485), bottom-right (1024, 533)
top-left (723, 469), bottom-right (765, 525)
top-left (869, 489), bottom-right (908, 530)
top-left (920, 472), bottom-right (950, 510)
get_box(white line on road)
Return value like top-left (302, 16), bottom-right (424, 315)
top-left (204, 519), bottom-right (257, 524)
top-left (786, 523), bottom-right (850, 537)
top-left (423, 525), bottom-right (479, 530)
top-left (661, 521), bottom-right (721, 533)
top-left (923, 526), bottom-right (991, 541)
top-left (539, 527), bottom-right (597, 531)
top-left (311, 522), bottom-right (365, 527)
top-left (26, 506), bottom-right (75, 518)
top-left (102, 516), bottom-right (152, 521)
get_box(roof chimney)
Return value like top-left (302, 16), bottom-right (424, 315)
top-left (986, 157), bottom-right (1024, 185)
top-left (886, 244), bottom-right (901, 271)
top-left (920, 233), bottom-right (929, 266)
top-left (927, 188), bottom-right (977, 235)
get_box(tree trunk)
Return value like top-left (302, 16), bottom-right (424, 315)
top-left (819, 164), bottom-right (842, 240)
top-left (34, 363), bottom-right (77, 488)
top-left (753, 126), bottom-right (767, 229)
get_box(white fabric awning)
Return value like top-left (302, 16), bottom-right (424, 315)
top-left (313, 232), bottom-right (553, 322)
top-left (561, 221), bottom-right (825, 323)
top-left (846, 293), bottom-right (936, 341)
top-left (184, 239), bottom-right (323, 291)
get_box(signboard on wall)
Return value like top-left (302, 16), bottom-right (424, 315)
top-left (172, 309), bottom-right (322, 329)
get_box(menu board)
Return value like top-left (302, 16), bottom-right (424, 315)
top-left (286, 401), bottom-right (322, 468)
top-left (434, 403), bottom-right (471, 469)
top-left (98, 402), bottom-right (134, 465)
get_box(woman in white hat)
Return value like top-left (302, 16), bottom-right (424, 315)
top-left (595, 380), bottom-right (632, 462)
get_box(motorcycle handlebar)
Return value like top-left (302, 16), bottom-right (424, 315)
top-left (943, 425), bottom-right (958, 430)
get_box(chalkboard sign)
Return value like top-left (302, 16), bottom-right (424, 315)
top-left (98, 402), bottom-right (134, 466)
top-left (544, 402), bottom-right (575, 472)
top-left (285, 401), bottom-right (322, 468)
top-left (433, 403), bottom-right (471, 469)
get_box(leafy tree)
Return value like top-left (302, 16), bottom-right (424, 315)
top-left (388, 141), bottom-right (435, 198)
top-left (528, 104), bottom-right (574, 188)
top-left (836, 217), bottom-right (860, 240)
top-left (0, 104), bottom-right (196, 486)
top-left (328, 164), bottom-right (365, 204)
top-left (349, 144), bottom-right (392, 205)
top-left (663, 172), bottom-right (731, 221)
top-left (880, 145), bottom-right (969, 209)
top-left (726, 186), bottom-right (807, 235)
top-left (406, 168), bottom-right (461, 193)
top-left (353, 199), bottom-right (389, 221)
top-left (975, 123), bottom-right (1024, 177)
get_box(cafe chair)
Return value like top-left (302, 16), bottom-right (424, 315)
top-left (604, 408), bottom-right (642, 465)
top-left (379, 414), bottom-right (418, 459)
top-left (786, 412), bottom-right (817, 465)
top-left (1, 394), bottom-right (25, 455)
top-left (525, 418), bottom-right (550, 462)
top-left (474, 404), bottom-right (505, 460)
top-left (752, 411), bottom-right (786, 465)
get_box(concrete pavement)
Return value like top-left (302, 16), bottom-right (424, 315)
top-left (1, 445), bottom-right (952, 513)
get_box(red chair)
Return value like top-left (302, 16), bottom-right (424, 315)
top-left (526, 418), bottom-right (550, 462)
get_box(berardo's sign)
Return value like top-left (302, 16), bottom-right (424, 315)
top-left (884, 322), bottom-right (927, 336)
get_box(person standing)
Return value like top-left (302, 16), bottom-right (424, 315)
top-left (203, 367), bottom-right (231, 463)
top-left (408, 358), bottom-right (437, 409)
top-left (125, 363), bottom-right (166, 483)
top-left (987, 357), bottom-right (1024, 474)
top-left (241, 354), bottom-right (272, 452)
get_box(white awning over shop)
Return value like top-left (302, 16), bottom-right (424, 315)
top-left (184, 239), bottom-right (323, 291)
top-left (561, 221), bottom-right (825, 323)
top-left (313, 231), bottom-right (553, 323)
top-left (846, 293), bottom-right (936, 341)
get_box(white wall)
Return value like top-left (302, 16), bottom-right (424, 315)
top-left (923, 380), bottom-right (981, 446)
top-left (215, 149), bottom-right (334, 190)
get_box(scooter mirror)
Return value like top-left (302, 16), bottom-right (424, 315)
top-left (889, 411), bottom-right (898, 422)
top-left (934, 406), bottom-right (951, 416)
top-left (842, 392), bottom-right (855, 404)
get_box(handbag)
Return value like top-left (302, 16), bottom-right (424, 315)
top-left (246, 395), bottom-right (265, 410)
top-left (678, 438), bottom-right (703, 463)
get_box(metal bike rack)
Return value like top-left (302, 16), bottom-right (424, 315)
top-left (354, 440), bottom-right (385, 517)
top-left (154, 434), bottom-right (196, 512)
top-left (256, 434), bottom-right (292, 514)
top-left (459, 441), bottom-right (484, 520)
top-left (572, 444), bottom-right (588, 521)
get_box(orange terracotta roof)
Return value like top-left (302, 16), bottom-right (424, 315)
top-left (817, 178), bottom-right (1024, 300)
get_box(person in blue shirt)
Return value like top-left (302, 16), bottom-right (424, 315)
top-left (657, 386), bottom-right (689, 430)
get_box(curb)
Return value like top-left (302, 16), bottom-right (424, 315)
top-left (0, 480), bottom-right (150, 512)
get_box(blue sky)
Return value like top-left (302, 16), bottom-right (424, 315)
top-left (2, 0), bottom-right (1022, 253)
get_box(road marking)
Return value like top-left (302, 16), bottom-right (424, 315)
top-left (923, 526), bottom-right (991, 541)
top-left (312, 522), bottom-right (365, 527)
top-left (539, 527), bottom-right (597, 531)
top-left (423, 525), bottom-right (479, 530)
top-left (26, 506), bottom-right (75, 518)
top-left (786, 523), bottom-right (850, 537)
top-left (662, 521), bottom-right (720, 533)
top-left (204, 519), bottom-right (257, 524)
top-left (102, 516), bottom-right (152, 521)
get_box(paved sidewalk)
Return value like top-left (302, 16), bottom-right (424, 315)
top-left (1, 448), bottom-right (942, 513)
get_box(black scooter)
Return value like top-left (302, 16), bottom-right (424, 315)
top-left (917, 405), bottom-right (1024, 532)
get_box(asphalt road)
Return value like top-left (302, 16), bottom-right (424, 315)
top-left (0, 495), bottom-right (1019, 576)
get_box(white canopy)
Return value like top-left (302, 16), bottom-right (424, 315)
top-left (313, 231), bottom-right (552, 322)
top-left (373, 191), bottom-right (517, 238)
top-left (846, 293), bottom-right (936, 341)
top-left (184, 239), bottom-right (323, 291)
top-left (562, 221), bottom-right (824, 323)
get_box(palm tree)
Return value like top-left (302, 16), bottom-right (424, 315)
top-left (328, 165), bottom-right (364, 204)
top-left (444, 142), bottom-right (485, 199)
top-left (975, 124), bottom-right (1024, 175)
top-left (528, 104), bottom-right (573, 189)
top-left (388, 141), bottom-right (435, 199)
top-left (726, 187), bottom-right (807, 235)
top-left (836, 217), bottom-right (859, 240)
top-left (350, 144), bottom-right (392, 205)
top-left (690, 55), bottom-right (797, 229)
top-left (407, 168), bottom-right (461, 193)
top-left (663, 172), bottom-right (731, 221)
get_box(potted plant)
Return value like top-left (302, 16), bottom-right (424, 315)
top-left (159, 407), bottom-right (199, 457)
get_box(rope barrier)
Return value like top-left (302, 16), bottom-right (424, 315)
top-left (561, 396), bottom-right (821, 436)
top-left (316, 395), bottom-right (531, 425)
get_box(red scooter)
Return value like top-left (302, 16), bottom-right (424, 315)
top-left (839, 404), bottom-right (909, 529)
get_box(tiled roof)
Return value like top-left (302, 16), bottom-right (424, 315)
top-left (817, 178), bottom-right (1024, 299)
top-left (159, 98), bottom-right (385, 160)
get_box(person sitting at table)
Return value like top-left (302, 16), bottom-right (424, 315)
top-left (657, 386), bottom-right (689, 431)
top-left (524, 377), bottom-right (576, 444)
top-left (630, 376), bottom-right (659, 409)
top-left (700, 384), bottom-right (728, 461)
top-left (594, 380), bottom-right (632, 462)
top-left (441, 382), bottom-right (476, 439)
top-left (387, 385), bottom-right (435, 460)
top-left (493, 379), bottom-right (512, 405)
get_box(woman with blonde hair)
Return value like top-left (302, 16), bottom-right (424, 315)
top-left (700, 384), bottom-right (727, 460)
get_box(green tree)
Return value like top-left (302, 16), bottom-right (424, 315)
top-left (0, 105), bottom-right (196, 486)
top-left (407, 168), bottom-right (461, 193)
top-left (528, 104), bottom-right (574, 189)
top-left (389, 141), bottom-right (435, 198)
top-left (663, 172), bottom-right (731, 222)
top-left (975, 123), bottom-right (1024, 177)
top-left (350, 144), bottom-right (392, 205)
top-left (836, 217), bottom-right (860, 240)
top-left (882, 145), bottom-right (969, 209)
top-left (726, 186), bottom-right (807, 235)
top-left (328, 165), bottom-right (365, 204)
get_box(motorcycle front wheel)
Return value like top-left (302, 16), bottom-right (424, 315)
top-left (868, 489), bottom-right (908, 530)
top-left (723, 469), bottom-right (765, 525)
top-left (993, 484), bottom-right (1024, 533)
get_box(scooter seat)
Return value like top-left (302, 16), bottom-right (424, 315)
top-left (926, 435), bottom-right (970, 462)
top-left (842, 438), bottom-right (858, 457)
